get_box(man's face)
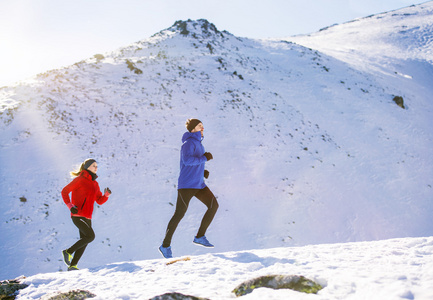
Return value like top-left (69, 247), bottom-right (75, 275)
top-left (191, 123), bottom-right (204, 136)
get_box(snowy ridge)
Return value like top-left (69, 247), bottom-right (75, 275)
top-left (16, 237), bottom-right (433, 299)
top-left (0, 3), bottom-right (432, 291)
top-left (286, 1), bottom-right (433, 71)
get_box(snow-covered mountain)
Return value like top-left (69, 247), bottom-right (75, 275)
top-left (286, 2), bottom-right (433, 71)
top-left (1, 1), bottom-right (433, 282)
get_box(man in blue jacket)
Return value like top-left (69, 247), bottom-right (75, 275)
top-left (159, 119), bottom-right (219, 259)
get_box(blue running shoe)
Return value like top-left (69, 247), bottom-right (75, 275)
top-left (193, 236), bottom-right (214, 248)
top-left (159, 245), bottom-right (173, 259)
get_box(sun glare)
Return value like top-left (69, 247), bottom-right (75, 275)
top-left (0, 39), bottom-right (38, 86)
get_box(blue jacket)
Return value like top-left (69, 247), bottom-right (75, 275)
top-left (178, 131), bottom-right (207, 189)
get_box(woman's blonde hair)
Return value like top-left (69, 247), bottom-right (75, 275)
top-left (70, 158), bottom-right (96, 177)
top-left (70, 162), bottom-right (86, 177)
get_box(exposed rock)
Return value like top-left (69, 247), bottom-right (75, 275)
top-left (126, 59), bottom-right (143, 74)
top-left (393, 95), bottom-right (405, 109)
top-left (232, 274), bottom-right (323, 297)
top-left (43, 289), bottom-right (96, 300)
top-left (0, 279), bottom-right (28, 300)
top-left (170, 19), bottom-right (224, 39)
top-left (149, 292), bottom-right (210, 300)
top-left (93, 54), bottom-right (105, 61)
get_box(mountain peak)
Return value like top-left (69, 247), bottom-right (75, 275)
top-left (168, 19), bottom-right (226, 38)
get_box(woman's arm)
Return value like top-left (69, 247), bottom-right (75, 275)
top-left (61, 177), bottom-right (80, 209)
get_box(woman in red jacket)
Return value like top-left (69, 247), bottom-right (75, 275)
top-left (61, 158), bottom-right (111, 271)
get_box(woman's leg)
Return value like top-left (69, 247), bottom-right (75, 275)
top-left (68, 217), bottom-right (95, 266)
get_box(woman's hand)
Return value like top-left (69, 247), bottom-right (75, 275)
top-left (70, 205), bottom-right (78, 214)
top-left (104, 187), bottom-right (112, 197)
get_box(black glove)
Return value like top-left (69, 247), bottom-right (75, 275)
top-left (70, 206), bottom-right (78, 214)
top-left (104, 187), bottom-right (112, 195)
top-left (204, 170), bottom-right (209, 179)
top-left (204, 152), bottom-right (213, 161)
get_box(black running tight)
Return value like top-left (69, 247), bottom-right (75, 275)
top-left (67, 217), bottom-right (95, 266)
top-left (163, 187), bottom-right (219, 247)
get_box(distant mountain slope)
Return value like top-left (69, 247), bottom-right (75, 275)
top-left (1, 10), bottom-right (432, 280)
top-left (285, 1), bottom-right (433, 71)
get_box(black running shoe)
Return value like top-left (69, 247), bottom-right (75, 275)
top-left (68, 265), bottom-right (79, 271)
top-left (62, 250), bottom-right (72, 266)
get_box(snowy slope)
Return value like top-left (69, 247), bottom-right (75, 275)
top-left (16, 237), bottom-right (433, 299)
top-left (1, 2), bottom-right (433, 282)
top-left (286, 2), bottom-right (433, 70)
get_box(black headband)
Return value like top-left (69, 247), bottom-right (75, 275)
top-left (83, 159), bottom-right (96, 170)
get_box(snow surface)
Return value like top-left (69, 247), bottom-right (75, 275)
top-left (0, 2), bottom-right (433, 299)
top-left (16, 237), bottom-right (433, 299)
top-left (286, 1), bottom-right (433, 73)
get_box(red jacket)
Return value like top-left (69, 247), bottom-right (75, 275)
top-left (62, 170), bottom-right (108, 219)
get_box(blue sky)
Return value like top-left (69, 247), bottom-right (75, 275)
top-left (0, 0), bottom-right (427, 87)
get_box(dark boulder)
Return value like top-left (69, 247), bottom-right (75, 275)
top-left (0, 279), bottom-right (28, 300)
top-left (393, 96), bottom-right (405, 109)
top-left (149, 292), bottom-right (210, 300)
top-left (45, 289), bottom-right (96, 300)
top-left (232, 274), bottom-right (323, 297)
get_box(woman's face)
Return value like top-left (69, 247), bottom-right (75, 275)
top-left (87, 162), bottom-right (98, 173)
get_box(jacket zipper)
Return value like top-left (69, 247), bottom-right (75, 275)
top-left (81, 198), bottom-right (87, 210)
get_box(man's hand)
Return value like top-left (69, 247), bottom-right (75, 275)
top-left (204, 152), bottom-right (213, 161)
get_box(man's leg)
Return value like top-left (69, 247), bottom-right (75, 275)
top-left (195, 187), bottom-right (219, 238)
top-left (162, 189), bottom-right (196, 247)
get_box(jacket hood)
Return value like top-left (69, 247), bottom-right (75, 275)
top-left (182, 131), bottom-right (203, 143)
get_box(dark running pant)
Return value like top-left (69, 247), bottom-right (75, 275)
top-left (67, 217), bottom-right (95, 266)
top-left (162, 187), bottom-right (219, 247)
